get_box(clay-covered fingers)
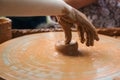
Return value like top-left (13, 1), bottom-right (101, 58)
top-left (73, 8), bottom-right (99, 46)
top-left (87, 23), bottom-right (99, 42)
top-left (94, 31), bottom-right (99, 41)
top-left (76, 22), bottom-right (99, 46)
top-left (85, 25), bottom-right (99, 46)
top-left (86, 27), bottom-right (94, 46)
top-left (89, 25), bottom-right (99, 42)
top-left (56, 7), bottom-right (99, 46)
top-left (76, 25), bottom-right (85, 44)
top-left (56, 16), bottom-right (72, 44)
top-left (82, 25), bottom-right (92, 46)
top-left (76, 24), bottom-right (93, 46)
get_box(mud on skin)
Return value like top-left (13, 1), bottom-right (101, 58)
top-left (56, 7), bottom-right (99, 47)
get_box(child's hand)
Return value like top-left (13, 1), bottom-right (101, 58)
top-left (56, 7), bottom-right (99, 46)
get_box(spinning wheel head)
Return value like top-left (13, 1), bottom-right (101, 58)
top-left (0, 32), bottom-right (120, 80)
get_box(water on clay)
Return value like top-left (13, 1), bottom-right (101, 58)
top-left (0, 32), bottom-right (120, 80)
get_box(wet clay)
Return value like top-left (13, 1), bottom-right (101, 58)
top-left (55, 40), bottom-right (79, 56)
top-left (56, 7), bottom-right (99, 46)
top-left (0, 32), bottom-right (120, 80)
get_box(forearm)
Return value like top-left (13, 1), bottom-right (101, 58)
top-left (0, 0), bottom-right (72, 16)
top-left (64, 0), bottom-right (97, 9)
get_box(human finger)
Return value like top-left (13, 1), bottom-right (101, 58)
top-left (77, 25), bottom-right (85, 44)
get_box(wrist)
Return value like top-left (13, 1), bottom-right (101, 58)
top-left (61, 2), bottom-right (73, 15)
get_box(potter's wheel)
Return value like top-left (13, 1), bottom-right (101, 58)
top-left (0, 32), bottom-right (120, 80)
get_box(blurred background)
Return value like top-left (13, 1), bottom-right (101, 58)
top-left (6, 0), bottom-right (120, 29)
